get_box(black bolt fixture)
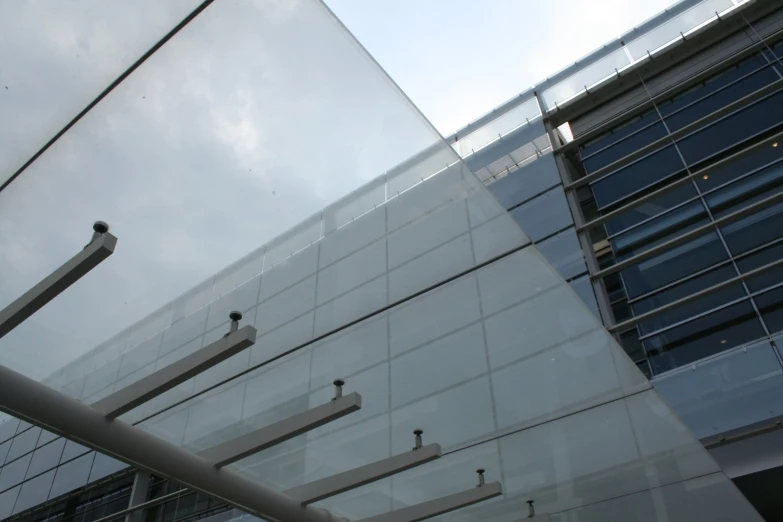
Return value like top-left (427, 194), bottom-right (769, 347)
top-left (413, 429), bottom-right (423, 450)
top-left (527, 500), bottom-right (536, 518)
top-left (229, 311), bottom-right (242, 332)
top-left (476, 468), bottom-right (486, 487)
top-left (86, 221), bottom-right (109, 247)
top-left (333, 379), bottom-right (345, 400)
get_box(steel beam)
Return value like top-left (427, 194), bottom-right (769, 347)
top-left (125, 471), bottom-right (151, 522)
top-left (286, 443), bottom-right (441, 505)
top-left (198, 393), bottom-right (362, 468)
top-left (356, 482), bottom-right (502, 522)
top-left (92, 325), bottom-right (257, 419)
top-left (0, 363), bottom-right (338, 522)
top-left (0, 230), bottom-right (117, 339)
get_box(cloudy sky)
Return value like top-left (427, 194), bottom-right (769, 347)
top-left (0, 0), bottom-right (676, 379)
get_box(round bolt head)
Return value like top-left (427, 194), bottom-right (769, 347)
top-left (526, 500), bottom-right (534, 505)
top-left (333, 379), bottom-right (345, 387)
top-left (413, 429), bottom-right (423, 436)
top-left (476, 468), bottom-right (485, 474)
top-left (93, 221), bottom-right (109, 234)
top-left (229, 311), bottom-right (242, 321)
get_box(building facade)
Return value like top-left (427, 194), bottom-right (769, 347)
top-left (0, 0), bottom-right (781, 520)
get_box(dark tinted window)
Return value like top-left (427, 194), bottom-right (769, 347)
top-left (737, 241), bottom-right (783, 292)
top-left (645, 301), bottom-right (765, 373)
top-left (677, 91), bottom-right (783, 166)
top-left (720, 201), bottom-right (783, 256)
top-left (659, 54), bottom-right (769, 117)
top-left (509, 188), bottom-right (572, 242)
top-left (696, 142), bottom-right (783, 192)
top-left (580, 109), bottom-right (660, 158)
top-left (756, 287), bottom-right (783, 334)
top-left (486, 155), bottom-right (560, 210)
top-left (582, 122), bottom-right (668, 174)
top-left (706, 161), bottom-right (783, 217)
top-left (592, 146), bottom-right (685, 208)
top-left (664, 66), bottom-right (779, 131)
top-left (620, 230), bottom-right (729, 298)
top-left (603, 183), bottom-right (698, 236)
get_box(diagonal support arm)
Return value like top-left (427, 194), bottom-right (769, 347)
top-left (0, 231), bottom-right (117, 339)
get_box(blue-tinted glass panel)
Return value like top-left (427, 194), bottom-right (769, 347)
top-left (659, 54), bottom-right (770, 117)
top-left (88, 453), bottom-right (128, 482)
top-left (48, 452), bottom-right (94, 500)
top-left (0, 453), bottom-right (31, 492)
top-left (570, 275), bottom-right (601, 320)
top-left (0, 419), bottom-right (19, 445)
top-left (677, 91), bottom-right (783, 166)
top-left (486, 155), bottom-right (560, 210)
top-left (645, 301), bottom-right (765, 374)
top-left (706, 161), bottom-right (783, 216)
top-left (592, 146), bottom-right (686, 208)
top-left (5, 428), bottom-right (40, 463)
top-left (579, 109), bottom-right (660, 159)
top-left (0, 486), bottom-right (19, 520)
top-left (603, 183), bottom-right (698, 237)
top-left (35, 430), bottom-right (58, 448)
top-left (509, 188), bottom-right (572, 242)
top-left (582, 122), bottom-right (668, 174)
top-left (756, 287), bottom-right (783, 335)
top-left (621, 230), bottom-right (729, 299)
top-left (26, 439), bottom-right (65, 479)
top-left (612, 200), bottom-right (709, 261)
top-left (737, 241), bottom-right (783, 292)
top-left (13, 469), bottom-right (54, 514)
top-left (0, 441), bottom-right (8, 467)
top-left (720, 201), bottom-right (783, 256)
top-left (664, 66), bottom-right (779, 131)
top-left (632, 265), bottom-right (745, 335)
top-left (60, 440), bottom-right (90, 464)
top-left (696, 143), bottom-right (783, 193)
top-left (537, 228), bottom-right (587, 280)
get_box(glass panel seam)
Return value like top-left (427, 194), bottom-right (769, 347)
top-left (637, 295), bottom-right (753, 341)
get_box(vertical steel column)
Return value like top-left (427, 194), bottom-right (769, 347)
top-left (125, 471), bottom-right (151, 522)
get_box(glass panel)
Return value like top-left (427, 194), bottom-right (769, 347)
top-left (0, 453), bottom-right (31, 492)
top-left (5, 427), bottom-right (40, 463)
top-left (665, 65), bottom-right (779, 131)
top-left (12, 469), bottom-right (55, 514)
top-left (26, 439), bottom-right (66, 479)
top-left (454, 97), bottom-right (541, 157)
top-left (48, 452), bottom-right (94, 500)
top-left (603, 183), bottom-right (699, 237)
top-left (0, 418), bottom-right (19, 446)
top-left (626, 0), bottom-right (734, 60)
top-left (570, 275), bottom-right (601, 320)
top-left (659, 53), bottom-right (770, 117)
top-left (677, 90), bottom-right (783, 166)
top-left (695, 141), bottom-right (783, 192)
top-left (582, 122), bottom-right (668, 174)
top-left (0, 0), bottom-right (462, 383)
top-left (88, 453), bottom-right (128, 482)
top-left (486, 154), bottom-right (560, 210)
top-left (645, 301), bottom-right (766, 373)
top-left (756, 287), bottom-right (783, 334)
top-left (720, 201), bottom-right (783, 256)
top-left (0, 486), bottom-right (19, 520)
top-left (0, 1), bottom-right (203, 184)
top-left (509, 188), bottom-right (572, 242)
top-left (706, 160), bottom-right (783, 216)
top-left (536, 228), bottom-right (587, 280)
top-left (592, 146), bottom-right (686, 208)
top-left (621, 229), bottom-right (729, 299)
top-left (737, 240), bottom-right (783, 292)
top-left (631, 265), bottom-right (746, 335)
top-left (60, 440), bottom-right (90, 464)
top-left (654, 339), bottom-right (783, 438)
top-left (540, 48), bottom-right (630, 110)
top-left (0, 441), bottom-right (9, 467)
top-left (580, 109), bottom-right (660, 159)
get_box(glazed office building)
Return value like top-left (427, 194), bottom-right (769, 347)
top-left (0, 0), bottom-right (781, 521)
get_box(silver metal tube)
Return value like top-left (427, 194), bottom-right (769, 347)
top-left (0, 363), bottom-right (339, 522)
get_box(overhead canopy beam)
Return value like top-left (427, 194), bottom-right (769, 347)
top-left (0, 225), bottom-right (116, 339)
top-left (92, 324), bottom-right (257, 419)
top-left (286, 443), bottom-right (441, 505)
top-left (198, 391), bottom-right (362, 468)
top-left (0, 363), bottom-right (339, 522)
top-left (356, 481), bottom-right (503, 522)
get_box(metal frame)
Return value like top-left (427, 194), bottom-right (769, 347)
top-left (92, 325), bottom-right (257, 419)
top-left (197, 392), bottom-right (362, 468)
top-left (285, 443), bottom-right (441, 505)
top-left (355, 481), bottom-right (503, 522)
top-left (0, 231), bottom-right (116, 339)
